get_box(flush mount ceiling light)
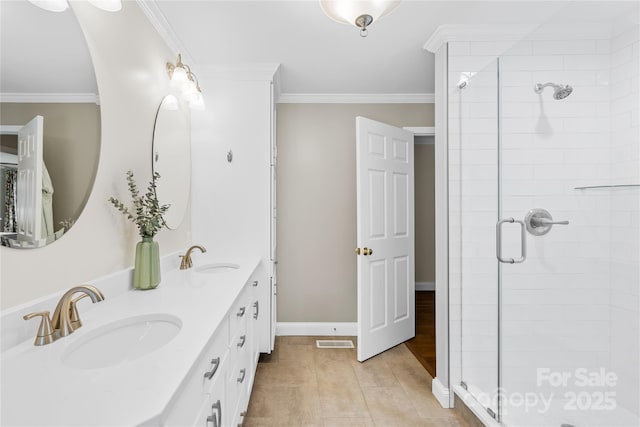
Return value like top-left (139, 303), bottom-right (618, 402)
top-left (320, 0), bottom-right (401, 37)
top-left (87, 0), bottom-right (122, 12)
top-left (28, 0), bottom-right (122, 12)
top-left (27, 0), bottom-right (68, 12)
top-left (166, 54), bottom-right (205, 110)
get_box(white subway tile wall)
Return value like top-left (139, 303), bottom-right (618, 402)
top-left (609, 22), bottom-right (640, 417)
top-left (448, 12), bottom-right (639, 426)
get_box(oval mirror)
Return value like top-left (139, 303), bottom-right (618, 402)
top-left (152, 95), bottom-right (191, 230)
top-left (0, 1), bottom-right (101, 249)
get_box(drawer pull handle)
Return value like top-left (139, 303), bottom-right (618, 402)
top-left (253, 301), bottom-right (259, 320)
top-left (252, 280), bottom-right (258, 287)
top-left (237, 335), bottom-right (246, 348)
top-left (237, 306), bottom-right (246, 317)
top-left (237, 368), bottom-right (246, 383)
top-left (203, 357), bottom-right (220, 380)
top-left (206, 400), bottom-right (221, 427)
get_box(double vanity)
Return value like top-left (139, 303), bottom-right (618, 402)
top-left (1, 253), bottom-right (265, 426)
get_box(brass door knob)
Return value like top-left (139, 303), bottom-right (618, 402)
top-left (363, 247), bottom-right (373, 256)
top-left (355, 247), bottom-right (361, 255)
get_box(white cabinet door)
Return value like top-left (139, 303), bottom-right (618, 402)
top-left (356, 117), bottom-right (416, 362)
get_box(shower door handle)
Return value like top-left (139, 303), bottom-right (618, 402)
top-left (496, 218), bottom-right (527, 264)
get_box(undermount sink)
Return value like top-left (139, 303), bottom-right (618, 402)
top-left (194, 263), bottom-right (240, 274)
top-left (61, 313), bottom-right (181, 370)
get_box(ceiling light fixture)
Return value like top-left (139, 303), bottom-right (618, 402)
top-left (27, 0), bottom-right (122, 12)
top-left (26, 0), bottom-right (68, 12)
top-left (87, 0), bottom-right (122, 12)
top-left (320, 0), bottom-right (401, 37)
top-left (166, 54), bottom-right (205, 110)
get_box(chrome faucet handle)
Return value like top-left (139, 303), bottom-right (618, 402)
top-left (23, 311), bottom-right (57, 346)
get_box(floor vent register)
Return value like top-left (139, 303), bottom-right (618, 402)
top-left (315, 340), bottom-right (355, 349)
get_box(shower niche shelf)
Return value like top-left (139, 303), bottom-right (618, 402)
top-left (574, 184), bottom-right (640, 190)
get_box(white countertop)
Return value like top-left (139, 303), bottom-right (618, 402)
top-left (1, 256), bottom-right (259, 426)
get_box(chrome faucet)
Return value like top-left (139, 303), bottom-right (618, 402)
top-left (23, 285), bottom-right (105, 346)
top-left (179, 245), bottom-right (207, 270)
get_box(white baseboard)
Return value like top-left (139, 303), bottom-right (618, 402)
top-left (276, 322), bottom-right (357, 336)
top-left (432, 378), bottom-right (451, 408)
top-left (416, 281), bottom-right (435, 291)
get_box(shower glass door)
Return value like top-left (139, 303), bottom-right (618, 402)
top-left (454, 57), bottom-right (500, 419)
top-left (498, 4), bottom-right (640, 425)
top-left (454, 3), bottom-right (639, 426)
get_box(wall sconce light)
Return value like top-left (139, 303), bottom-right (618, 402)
top-left (27, 0), bottom-right (122, 12)
top-left (320, 0), bottom-right (401, 37)
top-left (166, 54), bottom-right (205, 110)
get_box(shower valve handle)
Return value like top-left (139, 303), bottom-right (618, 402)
top-left (531, 218), bottom-right (569, 226)
top-left (525, 209), bottom-right (569, 236)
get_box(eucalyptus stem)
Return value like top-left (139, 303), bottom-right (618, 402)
top-left (109, 170), bottom-right (170, 238)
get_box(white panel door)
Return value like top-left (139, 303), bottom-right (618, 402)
top-left (16, 116), bottom-right (43, 243)
top-left (356, 116), bottom-right (415, 362)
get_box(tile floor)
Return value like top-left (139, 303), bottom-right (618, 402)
top-left (244, 336), bottom-right (469, 426)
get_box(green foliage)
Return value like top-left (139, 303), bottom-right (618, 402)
top-left (109, 170), bottom-right (170, 238)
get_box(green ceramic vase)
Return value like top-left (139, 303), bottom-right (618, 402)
top-left (133, 236), bottom-right (160, 290)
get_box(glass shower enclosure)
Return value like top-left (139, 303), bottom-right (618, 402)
top-left (449, 2), bottom-right (639, 426)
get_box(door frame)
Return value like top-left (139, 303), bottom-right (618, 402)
top-left (404, 125), bottom-right (449, 407)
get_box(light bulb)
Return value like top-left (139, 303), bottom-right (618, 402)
top-left (189, 91), bottom-right (205, 110)
top-left (170, 66), bottom-right (189, 91)
top-left (181, 79), bottom-right (198, 101)
top-left (27, 0), bottom-right (69, 12)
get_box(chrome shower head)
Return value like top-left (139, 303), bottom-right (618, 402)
top-left (534, 82), bottom-right (573, 100)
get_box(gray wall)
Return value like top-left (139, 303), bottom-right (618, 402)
top-left (0, 102), bottom-right (100, 228)
top-left (276, 103), bottom-right (434, 322)
top-left (415, 143), bottom-right (435, 283)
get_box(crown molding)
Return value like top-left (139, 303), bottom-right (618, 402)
top-left (198, 64), bottom-right (282, 82)
top-left (0, 93), bottom-right (100, 104)
top-left (424, 23), bottom-right (614, 53)
top-left (424, 24), bottom-right (537, 53)
top-left (136, 0), bottom-right (192, 62)
top-left (278, 93), bottom-right (435, 104)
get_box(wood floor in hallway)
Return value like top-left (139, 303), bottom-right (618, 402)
top-left (405, 291), bottom-right (436, 377)
top-left (245, 336), bottom-right (467, 426)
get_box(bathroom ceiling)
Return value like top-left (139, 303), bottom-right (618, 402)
top-left (0, 0), bottom-right (98, 96)
top-left (2, 1), bottom-right (633, 98)
top-left (152, 0), bottom-right (568, 96)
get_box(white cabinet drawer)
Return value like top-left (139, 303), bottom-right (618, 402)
top-left (229, 297), bottom-right (249, 342)
top-left (227, 354), bottom-right (250, 426)
top-left (201, 320), bottom-right (229, 395)
top-left (194, 367), bottom-right (226, 427)
top-left (164, 318), bottom-right (229, 426)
